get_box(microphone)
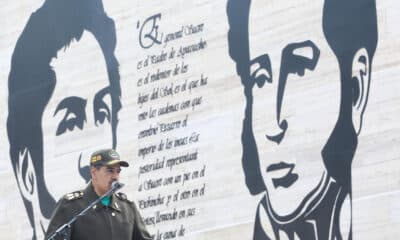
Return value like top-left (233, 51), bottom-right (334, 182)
top-left (111, 181), bottom-right (125, 192)
top-left (100, 181), bottom-right (125, 200)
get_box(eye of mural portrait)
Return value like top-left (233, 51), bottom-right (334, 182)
top-left (93, 87), bottom-right (112, 126)
top-left (282, 41), bottom-right (320, 77)
top-left (54, 96), bottom-right (87, 136)
top-left (250, 54), bottom-right (272, 87)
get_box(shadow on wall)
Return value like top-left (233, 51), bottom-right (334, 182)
top-left (7, 0), bottom-right (121, 239)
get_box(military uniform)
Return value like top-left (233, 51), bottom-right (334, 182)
top-left (45, 183), bottom-right (152, 240)
top-left (253, 177), bottom-right (348, 240)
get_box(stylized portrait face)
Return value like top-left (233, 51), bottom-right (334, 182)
top-left (248, 0), bottom-right (340, 217)
top-left (7, 1), bottom-right (121, 238)
top-left (228, 0), bottom-right (377, 238)
top-left (42, 33), bottom-right (113, 198)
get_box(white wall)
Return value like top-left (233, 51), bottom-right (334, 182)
top-left (0, 0), bottom-right (399, 239)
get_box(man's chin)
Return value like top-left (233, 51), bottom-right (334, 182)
top-left (267, 195), bottom-right (305, 218)
top-left (265, 181), bottom-right (312, 218)
top-left (265, 174), bottom-right (328, 221)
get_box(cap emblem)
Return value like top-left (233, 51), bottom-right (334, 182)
top-left (91, 155), bottom-right (102, 163)
top-left (109, 150), bottom-right (119, 159)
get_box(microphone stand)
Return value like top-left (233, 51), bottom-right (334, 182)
top-left (47, 182), bottom-right (124, 240)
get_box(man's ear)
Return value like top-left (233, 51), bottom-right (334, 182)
top-left (16, 148), bottom-right (36, 200)
top-left (351, 48), bottom-right (371, 135)
top-left (90, 166), bottom-right (96, 179)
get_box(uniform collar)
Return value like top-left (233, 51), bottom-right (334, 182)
top-left (83, 182), bottom-right (121, 212)
top-left (110, 194), bottom-right (122, 212)
top-left (256, 177), bottom-right (348, 240)
top-left (83, 182), bottom-right (100, 202)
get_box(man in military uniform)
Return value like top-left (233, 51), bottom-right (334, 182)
top-left (45, 149), bottom-right (152, 240)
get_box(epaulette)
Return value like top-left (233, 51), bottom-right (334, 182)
top-left (116, 192), bottom-right (131, 202)
top-left (64, 191), bottom-right (84, 201)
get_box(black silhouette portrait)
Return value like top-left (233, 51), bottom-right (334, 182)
top-left (7, 0), bottom-right (121, 239)
top-left (227, 0), bottom-right (378, 239)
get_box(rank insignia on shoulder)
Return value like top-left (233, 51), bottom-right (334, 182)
top-left (64, 191), bottom-right (84, 201)
top-left (116, 192), bottom-right (129, 201)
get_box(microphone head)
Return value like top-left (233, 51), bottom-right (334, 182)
top-left (111, 181), bottom-right (125, 190)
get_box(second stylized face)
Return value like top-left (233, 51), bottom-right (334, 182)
top-left (249, 0), bottom-right (341, 217)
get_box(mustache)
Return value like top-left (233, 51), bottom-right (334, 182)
top-left (266, 161), bottom-right (294, 172)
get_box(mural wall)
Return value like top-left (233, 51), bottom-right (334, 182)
top-left (0, 0), bottom-right (399, 239)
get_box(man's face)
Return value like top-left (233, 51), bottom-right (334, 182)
top-left (91, 164), bottom-right (121, 196)
top-left (42, 33), bottom-right (113, 199)
top-left (249, 0), bottom-right (341, 217)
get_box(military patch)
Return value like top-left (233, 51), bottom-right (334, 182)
top-left (108, 150), bottom-right (120, 159)
top-left (91, 155), bottom-right (102, 164)
top-left (64, 191), bottom-right (84, 201)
